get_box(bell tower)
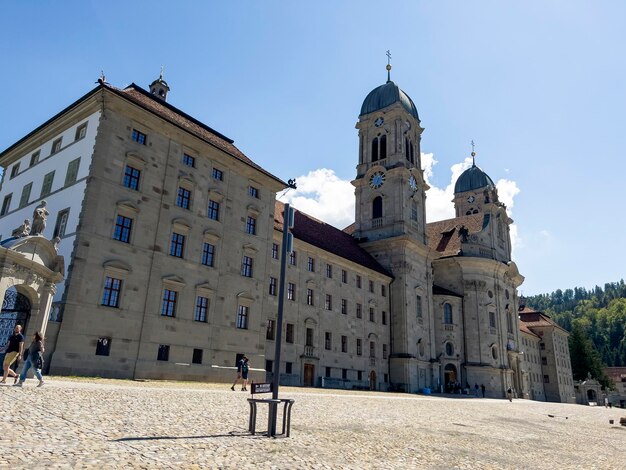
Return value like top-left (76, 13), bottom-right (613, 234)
top-left (351, 56), bottom-right (428, 244)
top-left (149, 67), bottom-right (170, 102)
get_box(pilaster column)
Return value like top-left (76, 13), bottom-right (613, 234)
top-left (31, 282), bottom-right (56, 337)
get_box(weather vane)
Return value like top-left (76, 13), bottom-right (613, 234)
top-left (160, 65), bottom-right (165, 79)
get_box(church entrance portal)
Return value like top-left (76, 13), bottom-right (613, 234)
top-left (587, 389), bottom-right (597, 403)
top-left (444, 364), bottom-right (458, 393)
top-left (0, 287), bottom-right (31, 362)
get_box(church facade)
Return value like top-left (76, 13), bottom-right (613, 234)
top-left (0, 70), bottom-right (574, 401)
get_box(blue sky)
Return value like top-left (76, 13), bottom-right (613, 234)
top-left (1, 1), bottom-right (625, 295)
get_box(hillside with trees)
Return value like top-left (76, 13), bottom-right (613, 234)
top-left (524, 280), bottom-right (626, 388)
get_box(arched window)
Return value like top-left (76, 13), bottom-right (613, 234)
top-left (372, 196), bottom-right (383, 219)
top-left (371, 138), bottom-right (379, 162)
top-left (445, 342), bottom-right (454, 356)
top-left (379, 135), bottom-right (387, 159)
top-left (405, 137), bottom-right (410, 160)
top-left (444, 303), bottom-right (453, 324)
top-left (410, 142), bottom-right (414, 164)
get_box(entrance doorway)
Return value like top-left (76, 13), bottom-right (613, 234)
top-left (587, 389), bottom-right (597, 402)
top-left (444, 363), bottom-right (458, 393)
top-left (0, 287), bottom-right (31, 364)
top-left (303, 363), bottom-right (315, 387)
top-left (369, 370), bottom-right (377, 390)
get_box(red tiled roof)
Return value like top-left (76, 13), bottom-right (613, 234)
top-left (275, 201), bottom-right (391, 277)
top-left (426, 213), bottom-right (485, 257)
top-left (106, 83), bottom-right (285, 186)
top-left (519, 310), bottom-right (569, 334)
top-left (519, 321), bottom-right (541, 338)
top-left (605, 367), bottom-right (626, 379)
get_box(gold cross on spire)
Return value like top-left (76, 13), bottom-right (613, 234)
top-left (386, 50), bottom-right (392, 82)
top-left (471, 140), bottom-right (476, 166)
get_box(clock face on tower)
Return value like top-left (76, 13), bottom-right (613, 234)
top-left (374, 117), bottom-right (384, 127)
top-left (467, 195), bottom-right (475, 203)
top-left (369, 171), bottom-right (386, 189)
top-left (409, 175), bottom-right (418, 192)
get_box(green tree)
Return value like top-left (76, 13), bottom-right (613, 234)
top-left (569, 322), bottom-right (612, 388)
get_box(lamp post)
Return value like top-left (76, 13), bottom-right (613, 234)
top-left (269, 196), bottom-right (295, 436)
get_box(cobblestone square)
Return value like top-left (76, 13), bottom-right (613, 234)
top-left (0, 378), bottom-right (624, 469)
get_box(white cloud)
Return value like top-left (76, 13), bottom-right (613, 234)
top-left (277, 168), bottom-right (355, 229)
top-left (277, 156), bottom-right (521, 251)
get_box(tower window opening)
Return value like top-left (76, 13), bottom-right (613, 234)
top-left (444, 303), bottom-right (453, 325)
top-left (372, 196), bottom-right (383, 219)
top-left (405, 137), bottom-right (410, 160)
top-left (371, 138), bottom-right (379, 162)
top-left (379, 135), bottom-right (387, 159)
top-left (410, 142), bottom-right (414, 164)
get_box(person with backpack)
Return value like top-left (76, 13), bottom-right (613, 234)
top-left (14, 331), bottom-right (45, 387)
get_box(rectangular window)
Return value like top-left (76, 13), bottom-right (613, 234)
top-left (248, 186), bottom-right (259, 198)
top-left (489, 312), bottom-right (496, 328)
top-left (265, 360), bottom-right (273, 372)
top-left (381, 285), bottom-right (386, 297)
top-left (411, 202), bottom-right (418, 221)
top-left (131, 129), bottom-right (146, 145)
top-left (269, 277), bottom-right (277, 296)
top-left (266, 319), bottom-right (276, 340)
top-left (306, 288), bottom-right (314, 306)
top-left (356, 275), bottom-right (362, 289)
top-left (286, 323), bottom-right (294, 343)
top-left (176, 187), bottom-right (191, 209)
top-left (96, 338), bottom-right (111, 356)
top-left (19, 182), bottom-right (32, 208)
top-left (246, 216), bottom-right (256, 235)
top-left (272, 243), bottom-right (279, 260)
top-left (357, 338), bottom-right (362, 356)
top-left (369, 280), bottom-right (374, 293)
top-left (182, 153), bottom-right (195, 167)
top-left (10, 163), bottom-right (20, 179)
top-left (207, 199), bottom-right (220, 220)
top-left (540, 342), bottom-right (545, 350)
top-left (287, 282), bottom-right (296, 301)
top-left (416, 295), bottom-right (422, 318)
top-left (370, 341), bottom-right (376, 358)
top-left (29, 151), bottom-right (40, 167)
top-left (342, 368), bottom-right (347, 380)
top-left (51, 137), bottom-right (63, 154)
top-left (541, 356), bottom-right (548, 365)
top-left (289, 251), bottom-right (297, 266)
top-left (113, 215), bottom-right (133, 243)
top-left (358, 370), bottom-right (362, 381)
top-left (201, 243), bottom-right (215, 267)
top-left (1, 194), bottom-right (12, 216)
top-left (543, 375), bottom-right (550, 384)
top-left (341, 269), bottom-right (347, 283)
top-left (370, 307), bottom-right (375, 322)
top-left (325, 294), bottom-right (332, 311)
top-left (356, 303), bottom-right (362, 319)
top-left (157, 344), bottom-right (170, 361)
top-left (101, 277), bottom-right (122, 308)
top-left (306, 328), bottom-right (313, 346)
top-left (341, 299), bottom-right (347, 315)
top-left (41, 171), bottom-right (55, 197)
top-left (382, 311), bottom-right (387, 325)
top-left (325, 367), bottom-right (331, 378)
top-left (161, 289), bottom-right (177, 317)
top-left (169, 232), bottom-right (185, 258)
top-left (325, 332), bottom-right (332, 350)
top-left (383, 344), bottom-right (388, 359)
top-left (123, 165), bottom-right (141, 191)
top-left (236, 305), bottom-right (249, 329)
top-left (195, 296), bottom-right (209, 322)
top-left (307, 257), bottom-right (315, 272)
top-left (341, 335), bottom-right (347, 353)
top-left (241, 255), bottom-right (253, 277)
top-left (325, 263), bottom-right (332, 278)
top-left (192, 348), bottom-right (203, 364)
top-left (52, 208), bottom-right (70, 239)
top-left (212, 168), bottom-right (223, 181)
top-left (75, 122), bottom-right (88, 141)
top-left (65, 157), bottom-right (80, 186)
top-left (286, 362), bottom-right (293, 374)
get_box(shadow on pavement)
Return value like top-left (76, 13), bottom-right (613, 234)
top-left (114, 431), bottom-right (253, 442)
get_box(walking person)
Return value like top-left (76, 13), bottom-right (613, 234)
top-left (1, 325), bottom-right (24, 384)
top-left (474, 383), bottom-right (480, 397)
top-left (481, 384), bottom-right (486, 398)
top-left (14, 332), bottom-right (45, 387)
top-left (241, 357), bottom-right (250, 391)
top-left (507, 387), bottom-right (513, 402)
top-left (230, 355), bottom-right (248, 391)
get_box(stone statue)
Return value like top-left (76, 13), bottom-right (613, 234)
top-left (52, 236), bottom-right (61, 252)
top-left (31, 200), bottom-right (49, 236)
top-left (11, 219), bottom-right (31, 238)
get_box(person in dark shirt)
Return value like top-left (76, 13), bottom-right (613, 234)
top-left (1, 325), bottom-right (24, 384)
top-left (230, 355), bottom-right (248, 391)
top-left (14, 331), bottom-right (45, 387)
